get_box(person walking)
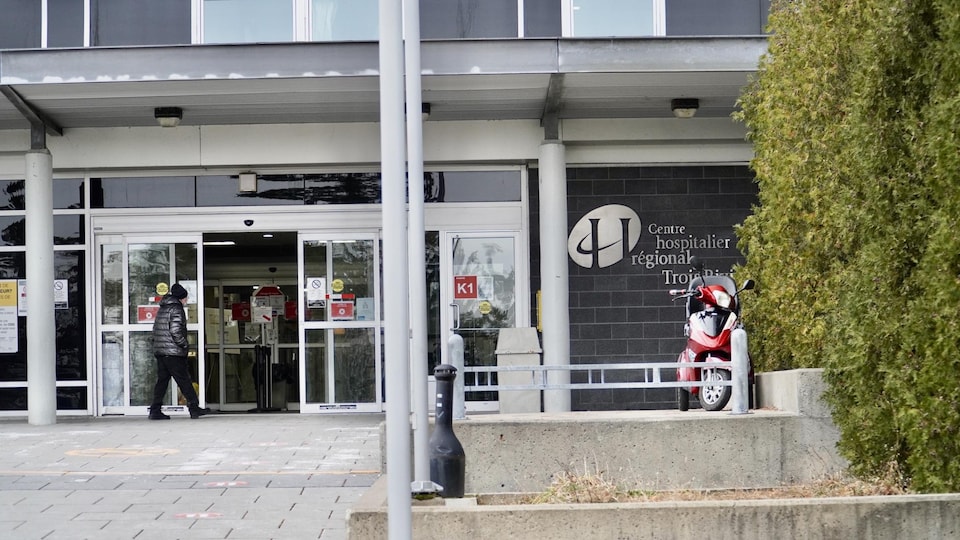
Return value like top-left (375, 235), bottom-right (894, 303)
top-left (149, 283), bottom-right (207, 420)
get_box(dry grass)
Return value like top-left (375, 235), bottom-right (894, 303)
top-left (524, 463), bottom-right (910, 505)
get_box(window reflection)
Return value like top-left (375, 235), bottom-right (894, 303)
top-left (204, 0), bottom-right (293, 43)
top-left (312, 0), bottom-right (378, 41)
top-left (571, 0), bottom-right (655, 37)
top-left (91, 177), bottom-right (196, 208)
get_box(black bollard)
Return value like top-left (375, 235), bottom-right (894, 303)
top-left (430, 364), bottom-right (466, 498)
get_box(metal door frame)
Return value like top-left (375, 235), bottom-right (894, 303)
top-left (298, 231), bottom-right (383, 413)
top-left (93, 232), bottom-right (205, 416)
top-left (440, 230), bottom-right (527, 412)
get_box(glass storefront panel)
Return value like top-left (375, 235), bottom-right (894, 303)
top-left (48, 0), bottom-right (85, 48)
top-left (129, 331), bottom-right (159, 407)
top-left (101, 244), bottom-right (123, 325)
top-left (54, 215), bottom-right (85, 245)
top-left (420, 0), bottom-right (518, 39)
top-left (54, 178), bottom-right (85, 209)
top-left (312, 0), bottom-right (378, 41)
top-left (0, 216), bottom-right (25, 246)
top-left (571, 0), bottom-right (655, 37)
top-left (334, 327), bottom-right (375, 402)
top-left (204, 0), bottom-right (293, 43)
top-left (91, 176), bottom-right (196, 208)
top-left (55, 250), bottom-right (87, 380)
top-left (101, 331), bottom-right (124, 407)
top-left (449, 234), bottom-right (518, 403)
top-left (0, 179), bottom-right (25, 210)
top-left (304, 328), bottom-right (327, 402)
top-left (0, 0), bottom-right (40, 49)
top-left (0, 388), bottom-right (27, 411)
top-left (91, 0), bottom-right (191, 46)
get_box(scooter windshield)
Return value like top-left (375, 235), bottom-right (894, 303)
top-left (693, 310), bottom-right (728, 337)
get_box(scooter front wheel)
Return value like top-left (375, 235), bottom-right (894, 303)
top-left (700, 368), bottom-right (731, 411)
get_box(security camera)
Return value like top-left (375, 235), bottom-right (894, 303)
top-left (244, 219), bottom-right (254, 227)
top-left (268, 267), bottom-right (277, 273)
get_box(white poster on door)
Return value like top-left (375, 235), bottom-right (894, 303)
top-left (16, 279), bottom-right (71, 315)
top-left (0, 280), bottom-right (18, 353)
top-left (307, 277), bottom-right (327, 308)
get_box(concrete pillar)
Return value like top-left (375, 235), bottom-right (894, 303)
top-left (26, 149), bottom-right (56, 425)
top-left (538, 141), bottom-right (570, 412)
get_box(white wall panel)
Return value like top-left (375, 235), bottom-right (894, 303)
top-left (566, 142), bottom-right (753, 164)
top-left (47, 127), bottom-right (201, 169)
top-left (423, 120), bottom-right (542, 163)
top-left (562, 117), bottom-right (748, 143)
top-left (200, 123), bottom-right (382, 166)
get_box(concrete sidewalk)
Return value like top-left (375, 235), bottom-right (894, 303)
top-left (0, 412), bottom-right (383, 540)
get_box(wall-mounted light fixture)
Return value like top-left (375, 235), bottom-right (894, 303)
top-left (671, 98), bottom-right (699, 119)
top-left (421, 102), bottom-right (431, 121)
top-left (154, 107), bottom-right (183, 127)
top-left (238, 172), bottom-right (258, 193)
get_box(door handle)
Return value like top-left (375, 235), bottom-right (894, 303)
top-left (450, 303), bottom-right (460, 330)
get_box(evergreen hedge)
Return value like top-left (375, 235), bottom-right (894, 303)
top-left (735, 0), bottom-right (960, 491)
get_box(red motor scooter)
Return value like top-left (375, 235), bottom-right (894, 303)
top-left (669, 259), bottom-right (755, 411)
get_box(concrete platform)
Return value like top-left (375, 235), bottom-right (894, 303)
top-left (348, 477), bottom-right (960, 540)
top-left (351, 369), bottom-right (958, 539)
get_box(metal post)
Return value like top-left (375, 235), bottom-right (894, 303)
top-left (403, 0), bottom-right (430, 490)
top-left (380, 0), bottom-right (412, 537)
top-left (730, 328), bottom-right (750, 415)
top-left (448, 333), bottom-right (466, 420)
top-left (430, 365), bottom-right (465, 498)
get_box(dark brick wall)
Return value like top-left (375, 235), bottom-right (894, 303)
top-left (529, 165), bottom-right (758, 410)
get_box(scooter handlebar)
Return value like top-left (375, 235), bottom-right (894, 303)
top-left (669, 288), bottom-right (703, 298)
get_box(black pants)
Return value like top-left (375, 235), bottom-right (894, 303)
top-left (151, 355), bottom-right (200, 409)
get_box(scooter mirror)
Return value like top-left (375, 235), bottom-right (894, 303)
top-left (688, 256), bottom-right (704, 273)
top-left (741, 279), bottom-right (756, 291)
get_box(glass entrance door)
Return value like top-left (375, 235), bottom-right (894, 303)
top-left (298, 234), bottom-right (382, 412)
top-left (96, 235), bottom-right (203, 416)
top-left (442, 232), bottom-right (520, 411)
top-left (203, 280), bottom-right (299, 412)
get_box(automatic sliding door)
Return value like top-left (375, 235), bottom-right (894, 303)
top-left (97, 235), bottom-right (203, 416)
top-left (299, 234), bottom-right (381, 412)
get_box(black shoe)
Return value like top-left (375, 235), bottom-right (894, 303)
top-left (148, 408), bottom-right (170, 420)
top-left (189, 406), bottom-right (210, 419)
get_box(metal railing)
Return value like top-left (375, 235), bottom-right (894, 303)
top-left (458, 327), bottom-right (751, 414)
top-left (463, 361), bottom-right (731, 392)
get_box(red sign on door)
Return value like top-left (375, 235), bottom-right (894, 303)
top-left (454, 275), bottom-right (477, 299)
top-left (137, 305), bottom-right (160, 324)
top-left (231, 302), bottom-right (251, 322)
top-left (330, 301), bottom-right (354, 320)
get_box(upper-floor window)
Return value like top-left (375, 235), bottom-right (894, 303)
top-left (0, 0), bottom-right (766, 50)
top-left (567, 0), bottom-right (664, 37)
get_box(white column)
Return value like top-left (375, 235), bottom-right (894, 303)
top-left (26, 149), bottom-right (57, 425)
top-left (380, 0), bottom-right (412, 537)
top-left (404, 0), bottom-right (430, 487)
top-left (539, 141), bottom-right (571, 412)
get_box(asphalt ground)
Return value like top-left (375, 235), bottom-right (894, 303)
top-left (0, 412), bottom-right (384, 540)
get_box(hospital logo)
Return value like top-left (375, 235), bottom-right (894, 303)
top-left (567, 204), bottom-right (641, 269)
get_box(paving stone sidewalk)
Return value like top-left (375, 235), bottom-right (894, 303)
top-left (0, 413), bottom-right (383, 540)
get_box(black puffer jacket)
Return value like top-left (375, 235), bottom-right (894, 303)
top-left (152, 294), bottom-right (189, 357)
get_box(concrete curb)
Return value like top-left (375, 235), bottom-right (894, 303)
top-left (348, 475), bottom-right (960, 540)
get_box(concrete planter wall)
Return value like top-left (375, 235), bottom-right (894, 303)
top-left (352, 369), bottom-right (954, 539)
